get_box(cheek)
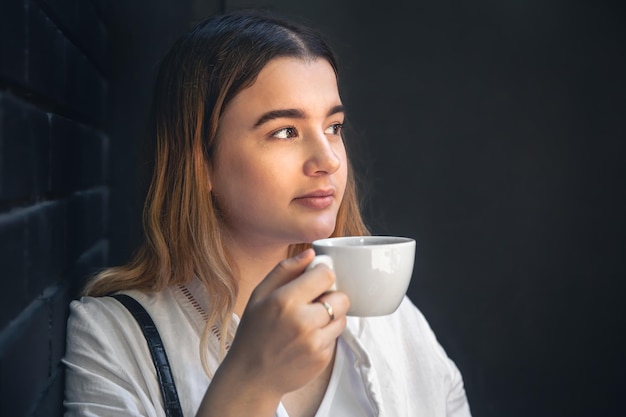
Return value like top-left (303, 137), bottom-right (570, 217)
top-left (337, 168), bottom-right (348, 204)
top-left (336, 146), bottom-right (349, 196)
top-left (213, 152), bottom-right (282, 210)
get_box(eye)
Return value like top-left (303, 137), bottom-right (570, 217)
top-left (271, 127), bottom-right (298, 139)
top-left (324, 123), bottom-right (343, 136)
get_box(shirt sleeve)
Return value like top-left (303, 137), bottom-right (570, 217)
top-left (63, 298), bottom-right (162, 417)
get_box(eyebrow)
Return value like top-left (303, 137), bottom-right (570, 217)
top-left (253, 104), bottom-right (345, 128)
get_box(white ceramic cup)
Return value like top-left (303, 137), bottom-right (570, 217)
top-left (307, 236), bottom-right (416, 316)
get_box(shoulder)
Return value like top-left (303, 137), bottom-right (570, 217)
top-left (65, 294), bottom-right (147, 363)
top-left (64, 288), bottom-right (209, 416)
top-left (64, 293), bottom-right (173, 416)
top-left (68, 291), bottom-right (153, 330)
top-left (64, 295), bottom-right (154, 398)
top-left (67, 295), bottom-right (133, 334)
top-left (66, 288), bottom-right (184, 343)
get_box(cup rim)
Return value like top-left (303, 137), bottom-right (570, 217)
top-left (312, 235), bottom-right (415, 248)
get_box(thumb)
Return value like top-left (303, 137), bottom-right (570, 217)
top-left (251, 249), bottom-right (315, 301)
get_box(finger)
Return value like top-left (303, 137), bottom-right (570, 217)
top-left (314, 315), bottom-right (348, 349)
top-left (317, 291), bottom-right (350, 319)
top-left (304, 291), bottom-right (350, 329)
top-left (277, 263), bottom-right (337, 304)
top-left (251, 249), bottom-right (315, 300)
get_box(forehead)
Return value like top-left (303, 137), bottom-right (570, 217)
top-left (254, 56), bottom-right (337, 85)
top-left (223, 57), bottom-right (341, 119)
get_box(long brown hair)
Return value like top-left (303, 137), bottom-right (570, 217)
top-left (84, 9), bottom-right (369, 372)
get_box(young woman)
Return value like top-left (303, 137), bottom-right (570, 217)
top-left (63, 9), bottom-right (471, 417)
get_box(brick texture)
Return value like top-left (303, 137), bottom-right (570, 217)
top-left (0, 0), bottom-right (109, 415)
top-left (0, 0), bottom-right (211, 414)
top-left (0, 298), bottom-right (49, 417)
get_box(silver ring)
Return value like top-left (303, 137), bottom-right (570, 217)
top-left (319, 301), bottom-right (335, 322)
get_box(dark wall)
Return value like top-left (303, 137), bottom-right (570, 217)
top-left (0, 0), bottom-right (211, 415)
top-left (229, 1), bottom-right (625, 416)
top-left (0, 0), bottom-right (108, 415)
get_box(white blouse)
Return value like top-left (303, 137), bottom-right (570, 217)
top-left (63, 278), bottom-right (471, 416)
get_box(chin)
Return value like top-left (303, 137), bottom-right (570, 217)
top-left (303, 222), bottom-right (337, 243)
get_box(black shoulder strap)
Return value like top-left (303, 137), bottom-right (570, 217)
top-left (111, 294), bottom-right (184, 417)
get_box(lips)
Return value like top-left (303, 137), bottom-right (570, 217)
top-left (293, 189), bottom-right (335, 209)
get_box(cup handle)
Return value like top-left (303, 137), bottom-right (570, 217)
top-left (305, 255), bottom-right (337, 291)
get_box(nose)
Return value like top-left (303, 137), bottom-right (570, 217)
top-left (303, 132), bottom-right (342, 176)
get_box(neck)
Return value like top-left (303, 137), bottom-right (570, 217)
top-left (224, 236), bottom-right (291, 317)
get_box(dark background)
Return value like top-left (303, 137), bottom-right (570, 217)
top-left (0, 0), bottom-right (624, 415)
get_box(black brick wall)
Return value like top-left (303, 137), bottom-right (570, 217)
top-left (0, 0), bottom-right (108, 414)
top-left (0, 0), bottom-right (219, 415)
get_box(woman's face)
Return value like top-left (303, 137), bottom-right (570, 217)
top-left (210, 57), bottom-right (348, 249)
